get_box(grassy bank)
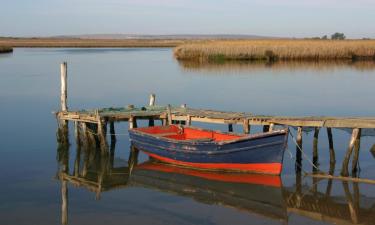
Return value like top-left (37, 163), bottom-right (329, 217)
top-left (0, 38), bottom-right (197, 48)
top-left (0, 46), bottom-right (13, 53)
top-left (174, 40), bottom-right (375, 62)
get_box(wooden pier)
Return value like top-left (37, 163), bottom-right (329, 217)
top-left (56, 62), bottom-right (375, 178)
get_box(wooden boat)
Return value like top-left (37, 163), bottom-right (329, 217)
top-left (129, 125), bottom-right (288, 175)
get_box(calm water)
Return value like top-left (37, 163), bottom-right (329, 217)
top-left (1, 48), bottom-right (375, 225)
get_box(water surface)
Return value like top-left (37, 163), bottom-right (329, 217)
top-left (1, 48), bottom-right (375, 225)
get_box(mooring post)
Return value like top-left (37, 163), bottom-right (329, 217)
top-left (148, 94), bottom-right (156, 127)
top-left (167, 104), bottom-right (172, 125)
top-left (269, 123), bottom-right (275, 132)
top-left (109, 121), bottom-right (116, 144)
top-left (243, 119), bottom-right (250, 134)
top-left (352, 129), bottom-right (362, 174)
top-left (228, 124), bottom-right (233, 132)
top-left (295, 127), bottom-right (303, 173)
top-left (96, 109), bottom-right (108, 154)
top-left (327, 128), bottom-right (336, 165)
top-left (60, 62), bottom-right (68, 112)
top-left (312, 127), bottom-right (320, 170)
top-left (341, 128), bottom-right (361, 176)
top-left (129, 116), bottom-right (137, 129)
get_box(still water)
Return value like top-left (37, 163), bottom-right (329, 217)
top-left (1, 48), bottom-right (375, 225)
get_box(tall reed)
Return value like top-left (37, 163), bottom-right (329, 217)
top-left (174, 40), bottom-right (375, 62)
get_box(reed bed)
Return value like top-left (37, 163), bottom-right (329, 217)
top-left (174, 40), bottom-right (375, 62)
top-left (0, 46), bottom-right (13, 53)
top-left (0, 38), bottom-right (197, 48)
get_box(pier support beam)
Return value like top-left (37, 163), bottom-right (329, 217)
top-left (341, 128), bottom-right (361, 176)
top-left (312, 127), bottom-right (320, 170)
top-left (228, 124), bottom-right (233, 132)
top-left (263, 125), bottom-right (270, 132)
top-left (60, 62), bottom-right (68, 112)
top-left (295, 127), bottom-right (303, 173)
top-left (167, 105), bottom-right (172, 125)
top-left (129, 116), bottom-right (138, 129)
top-left (243, 119), bottom-right (250, 134)
top-left (352, 129), bottom-right (362, 175)
top-left (109, 122), bottom-right (116, 144)
top-left (96, 110), bottom-right (108, 154)
top-left (327, 128), bottom-right (336, 165)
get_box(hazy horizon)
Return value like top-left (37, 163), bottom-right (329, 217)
top-left (1, 0), bottom-right (375, 38)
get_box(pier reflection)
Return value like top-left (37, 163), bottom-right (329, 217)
top-left (56, 134), bottom-right (375, 225)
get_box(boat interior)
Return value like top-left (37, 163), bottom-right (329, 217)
top-left (135, 125), bottom-right (244, 142)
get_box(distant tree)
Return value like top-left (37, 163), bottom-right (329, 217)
top-left (321, 35), bottom-right (328, 40)
top-left (331, 32), bottom-right (346, 40)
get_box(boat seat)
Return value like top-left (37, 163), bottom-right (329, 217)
top-left (153, 132), bottom-right (179, 137)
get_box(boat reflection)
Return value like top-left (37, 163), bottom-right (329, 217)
top-left (57, 142), bottom-right (375, 225)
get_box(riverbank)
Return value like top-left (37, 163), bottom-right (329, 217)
top-left (0, 37), bottom-right (194, 48)
top-left (0, 46), bottom-right (13, 53)
top-left (174, 40), bottom-right (375, 62)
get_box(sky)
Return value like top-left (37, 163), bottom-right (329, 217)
top-left (1, 0), bottom-right (374, 38)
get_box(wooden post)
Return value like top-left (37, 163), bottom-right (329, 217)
top-left (149, 93), bottom-right (156, 106)
top-left (228, 124), bottom-right (233, 132)
top-left (263, 125), bottom-right (270, 132)
top-left (167, 105), bottom-right (172, 125)
top-left (60, 62), bottom-right (68, 112)
top-left (269, 123), bottom-right (274, 132)
top-left (129, 116), bottom-right (137, 129)
top-left (341, 128), bottom-right (361, 176)
top-left (352, 129), bottom-right (362, 174)
top-left (312, 127), bottom-right (320, 171)
top-left (109, 121), bottom-right (116, 143)
top-left (61, 180), bottom-right (68, 225)
top-left (148, 94), bottom-right (155, 127)
top-left (96, 110), bottom-right (108, 154)
top-left (295, 127), bottom-right (303, 173)
top-left (243, 119), bottom-right (250, 134)
top-left (342, 181), bottom-right (359, 224)
top-left (327, 128), bottom-right (336, 164)
top-left (186, 115), bottom-right (192, 126)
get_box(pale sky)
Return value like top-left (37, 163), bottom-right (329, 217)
top-left (1, 0), bottom-right (374, 38)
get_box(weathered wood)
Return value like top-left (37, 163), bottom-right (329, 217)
top-left (326, 128), bottom-right (336, 165)
top-left (295, 126), bottom-right (303, 173)
top-left (307, 173), bottom-right (375, 185)
top-left (263, 125), bottom-right (270, 132)
top-left (61, 180), bottom-right (68, 225)
top-left (129, 116), bottom-right (137, 129)
top-left (242, 119), bottom-right (250, 134)
top-left (109, 121), bottom-right (116, 143)
top-left (312, 127), bottom-right (320, 170)
top-left (60, 62), bottom-right (68, 112)
top-left (186, 115), bottom-right (192, 126)
top-left (351, 129), bottom-right (362, 174)
top-left (149, 93), bottom-right (156, 106)
top-left (96, 110), bottom-right (108, 153)
top-left (269, 123), bottom-right (274, 132)
top-left (167, 105), bottom-right (172, 125)
top-left (228, 124), bottom-right (233, 132)
top-left (341, 128), bottom-right (361, 176)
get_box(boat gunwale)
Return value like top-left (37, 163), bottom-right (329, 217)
top-left (129, 125), bottom-right (288, 145)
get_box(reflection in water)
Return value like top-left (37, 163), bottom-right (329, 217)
top-left (178, 60), bottom-right (375, 73)
top-left (56, 128), bottom-right (375, 225)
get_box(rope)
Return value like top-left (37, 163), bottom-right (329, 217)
top-left (288, 127), bottom-right (322, 173)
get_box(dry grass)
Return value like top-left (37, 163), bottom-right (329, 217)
top-left (174, 40), bottom-right (375, 62)
top-left (0, 45), bottom-right (13, 53)
top-left (0, 38), bottom-right (198, 48)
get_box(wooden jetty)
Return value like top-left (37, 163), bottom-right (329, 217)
top-left (56, 62), bottom-right (375, 179)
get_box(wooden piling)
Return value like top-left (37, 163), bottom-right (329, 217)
top-left (228, 124), bottom-right (233, 132)
top-left (109, 122), bottom-right (116, 143)
top-left (61, 180), bottom-right (68, 225)
top-left (312, 127), bottom-right (320, 170)
top-left (341, 128), bottom-right (361, 176)
top-left (148, 94), bottom-right (155, 127)
top-left (96, 110), bottom-right (108, 153)
top-left (352, 129), bottom-right (362, 174)
top-left (186, 115), bottom-right (192, 126)
top-left (327, 128), bottom-right (336, 164)
top-left (242, 119), bottom-right (250, 134)
top-left (129, 116), bottom-right (137, 129)
top-left (263, 125), bottom-right (270, 132)
top-left (295, 127), bottom-right (303, 173)
top-left (167, 105), bottom-right (172, 125)
top-left (60, 62), bottom-right (68, 112)
top-left (269, 123), bottom-right (274, 132)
